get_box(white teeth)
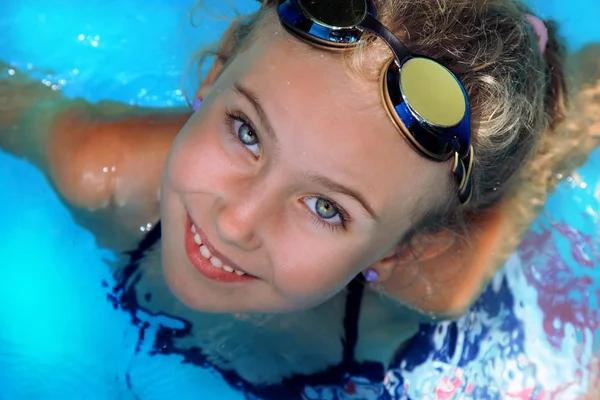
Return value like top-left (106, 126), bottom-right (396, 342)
top-left (193, 233), bottom-right (202, 245)
top-left (199, 245), bottom-right (211, 258)
top-left (193, 230), bottom-right (247, 276)
top-left (210, 256), bottom-right (223, 268)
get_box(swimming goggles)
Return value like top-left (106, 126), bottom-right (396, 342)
top-left (277, 0), bottom-right (474, 205)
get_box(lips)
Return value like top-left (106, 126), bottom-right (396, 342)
top-left (184, 214), bottom-right (255, 283)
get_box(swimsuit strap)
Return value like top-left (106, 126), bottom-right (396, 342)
top-left (115, 221), bottom-right (162, 297)
top-left (128, 221), bottom-right (162, 265)
top-left (342, 276), bottom-right (365, 365)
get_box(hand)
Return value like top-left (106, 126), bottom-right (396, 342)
top-left (571, 43), bottom-right (600, 139)
top-left (0, 61), bottom-right (62, 155)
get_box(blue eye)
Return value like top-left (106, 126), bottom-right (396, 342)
top-left (304, 197), bottom-right (344, 226)
top-left (233, 118), bottom-right (260, 156)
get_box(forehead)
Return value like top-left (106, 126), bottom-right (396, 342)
top-left (217, 15), bottom-right (446, 224)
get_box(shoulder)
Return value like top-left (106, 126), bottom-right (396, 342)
top-left (47, 102), bottom-right (188, 210)
top-left (43, 100), bottom-right (189, 251)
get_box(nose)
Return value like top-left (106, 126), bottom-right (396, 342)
top-left (212, 186), bottom-right (274, 251)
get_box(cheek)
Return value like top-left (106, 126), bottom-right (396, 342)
top-left (165, 118), bottom-right (230, 192)
top-left (270, 238), bottom-right (368, 306)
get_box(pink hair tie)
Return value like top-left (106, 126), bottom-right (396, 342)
top-left (526, 14), bottom-right (548, 54)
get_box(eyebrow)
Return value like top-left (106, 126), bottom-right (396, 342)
top-left (304, 173), bottom-right (380, 222)
top-left (233, 83), bottom-right (279, 149)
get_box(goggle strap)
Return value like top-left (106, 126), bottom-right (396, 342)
top-left (459, 178), bottom-right (473, 205)
top-left (453, 153), bottom-right (465, 184)
top-left (460, 146), bottom-right (473, 192)
top-left (359, 14), bottom-right (411, 64)
top-left (453, 145), bottom-right (474, 205)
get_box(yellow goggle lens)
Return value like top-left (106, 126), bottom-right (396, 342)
top-left (399, 58), bottom-right (466, 128)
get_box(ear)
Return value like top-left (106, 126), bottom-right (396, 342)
top-left (194, 21), bottom-right (240, 101)
top-left (365, 231), bottom-right (456, 283)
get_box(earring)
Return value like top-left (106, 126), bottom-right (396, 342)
top-left (193, 97), bottom-right (202, 111)
top-left (363, 269), bottom-right (379, 283)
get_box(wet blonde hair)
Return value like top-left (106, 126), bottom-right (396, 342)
top-left (190, 0), bottom-right (595, 246)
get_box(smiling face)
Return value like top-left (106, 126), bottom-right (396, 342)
top-left (159, 15), bottom-right (449, 313)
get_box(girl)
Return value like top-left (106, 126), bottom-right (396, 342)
top-left (1, 0), bottom-right (599, 397)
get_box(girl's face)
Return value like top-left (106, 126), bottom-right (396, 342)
top-left (160, 18), bottom-right (448, 313)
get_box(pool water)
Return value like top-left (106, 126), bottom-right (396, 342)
top-left (0, 0), bottom-right (598, 399)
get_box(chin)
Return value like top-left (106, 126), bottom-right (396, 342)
top-left (159, 260), bottom-right (262, 314)
top-left (160, 262), bottom-right (291, 314)
top-left (159, 260), bottom-right (226, 313)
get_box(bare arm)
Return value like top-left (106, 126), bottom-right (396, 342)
top-left (43, 101), bottom-right (190, 251)
top-left (1, 64), bottom-right (190, 251)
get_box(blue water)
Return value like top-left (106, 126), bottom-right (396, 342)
top-left (0, 0), bottom-right (598, 399)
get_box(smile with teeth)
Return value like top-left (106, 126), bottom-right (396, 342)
top-left (190, 224), bottom-right (246, 276)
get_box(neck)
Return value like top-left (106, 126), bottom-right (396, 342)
top-left (354, 288), bottom-right (422, 367)
top-left (131, 246), bottom-right (419, 382)
top-left (133, 251), bottom-right (347, 383)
